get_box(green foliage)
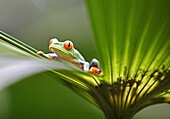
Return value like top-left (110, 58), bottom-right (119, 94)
top-left (86, 0), bottom-right (170, 118)
top-left (0, 0), bottom-right (170, 119)
top-left (86, 0), bottom-right (170, 83)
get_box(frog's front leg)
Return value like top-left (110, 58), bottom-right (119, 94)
top-left (37, 51), bottom-right (58, 60)
top-left (76, 60), bottom-right (89, 72)
top-left (83, 61), bottom-right (90, 72)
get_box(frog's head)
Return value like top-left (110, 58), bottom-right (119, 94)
top-left (48, 38), bottom-right (75, 60)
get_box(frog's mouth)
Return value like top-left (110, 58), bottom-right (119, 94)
top-left (49, 44), bottom-right (74, 60)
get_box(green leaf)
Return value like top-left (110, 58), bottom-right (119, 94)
top-left (86, 0), bottom-right (170, 118)
top-left (86, 0), bottom-right (170, 83)
top-left (1, 0), bottom-right (170, 118)
top-left (0, 31), bottom-right (101, 109)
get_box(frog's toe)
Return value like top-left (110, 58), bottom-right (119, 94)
top-left (89, 67), bottom-right (101, 75)
top-left (36, 51), bottom-right (45, 55)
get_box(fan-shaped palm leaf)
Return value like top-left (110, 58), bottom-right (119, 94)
top-left (86, 0), bottom-right (170, 118)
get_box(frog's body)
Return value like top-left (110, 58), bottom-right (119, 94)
top-left (37, 38), bottom-right (101, 74)
top-left (49, 41), bottom-right (84, 61)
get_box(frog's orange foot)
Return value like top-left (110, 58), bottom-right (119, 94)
top-left (36, 51), bottom-right (45, 55)
top-left (89, 67), bottom-right (102, 75)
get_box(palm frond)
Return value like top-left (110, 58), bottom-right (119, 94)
top-left (0, 0), bottom-right (170, 118)
top-left (0, 30), bottom-right (101, 109)
top-left (86, 0), bottom-right (170, 118)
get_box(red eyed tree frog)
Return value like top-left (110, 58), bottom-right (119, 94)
top-left (37, 38), bottom-right (101, 75)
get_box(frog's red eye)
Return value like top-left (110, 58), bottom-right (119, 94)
top-left (49, 38), bottom-right (58, 46)
top-left (64, 40), bottom-right (73, 50)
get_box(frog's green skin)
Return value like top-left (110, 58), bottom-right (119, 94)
top-left (37, 38), bottom-right (101, 73)
top-left (46, 38), bottom-right (90, 72)
top-left (49, 41), bottom-right (84, 62)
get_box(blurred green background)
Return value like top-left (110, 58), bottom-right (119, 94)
top-left (0, 0), bottom-right (169, 119)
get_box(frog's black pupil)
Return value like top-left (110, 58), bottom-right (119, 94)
top-left (68, 42), bottom-right (70, 47)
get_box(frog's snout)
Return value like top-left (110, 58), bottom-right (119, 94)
top-left (49, 46), bottom-right (53, 52)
